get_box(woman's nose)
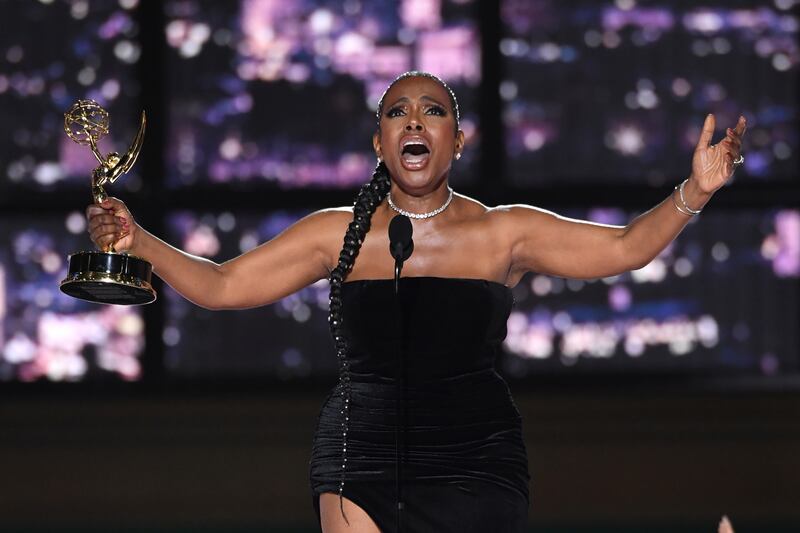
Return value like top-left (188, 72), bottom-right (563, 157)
top-left (405, 119), bottom-right (424, 132)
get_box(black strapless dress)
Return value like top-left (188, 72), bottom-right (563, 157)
top-left (310, 278), bottom-right (530, 532)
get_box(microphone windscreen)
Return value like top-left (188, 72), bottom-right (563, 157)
top-left (389, 214), bottom-right (413, 246)
top-left (388, 215), bottom-right (414, 262)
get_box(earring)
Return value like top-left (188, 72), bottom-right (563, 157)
top-left (455, 152), bottom-right (462, 160)
top-left (376, 155), bottom-right (383, 163)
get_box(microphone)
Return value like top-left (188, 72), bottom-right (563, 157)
top-left (387, 214), bottom-right (414, 533)
top-left (389, 214), bottom-right (414, 264)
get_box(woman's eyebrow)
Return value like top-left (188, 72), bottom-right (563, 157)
top-left (385, 96), bottom-right (409, 109)
top-left (385, 95), bottom-right (447, 109)
top-left (419, 95), bottom-right (446, 107)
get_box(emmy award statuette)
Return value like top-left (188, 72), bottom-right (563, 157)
top-left (59, 99), bottom-right (156, 305)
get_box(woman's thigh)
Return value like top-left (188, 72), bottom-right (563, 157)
top-left (319, 492), bottom-right (382, 533)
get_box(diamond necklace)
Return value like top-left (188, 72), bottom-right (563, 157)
top-left (387, 187), bottom-right (454, 219)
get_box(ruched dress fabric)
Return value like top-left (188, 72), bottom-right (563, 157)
top-left (310, 277), bottom-right (530, 532)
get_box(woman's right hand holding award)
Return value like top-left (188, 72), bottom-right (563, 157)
top-left (86, 197), bottom-right (138, 255)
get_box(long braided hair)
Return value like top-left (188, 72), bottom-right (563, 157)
top-left (326, 161), bottom-right (391, 514)
top-left (327, 71), bottom-right (460, 511)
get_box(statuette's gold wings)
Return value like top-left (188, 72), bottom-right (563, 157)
top-left (100, 110), bottom-right (146, 186)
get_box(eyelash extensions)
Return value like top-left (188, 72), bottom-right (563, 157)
top-left (385, 105), bottom-right (447, 118)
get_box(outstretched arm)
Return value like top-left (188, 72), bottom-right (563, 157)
top-left (87, 199), bottom-right (347, 309)
top-left (503, 114), bottom-right (746, 280)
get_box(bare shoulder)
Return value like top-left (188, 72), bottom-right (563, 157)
top-left (486, 203), bottom-right (558, 222)
top-left (449, 195), bottom-right (559, 233)
top-left (278, 206), bottom-right (352, 271)
top-left (297, 206), bottom-right (352, 233)
top-left (307, 205), bottom-right (353, 219)
top-left (449, 195), bottom-right (528, 243)
top-left (490, 203), bottom-right (620, 233)
top-left (300, 205), bottom-right (353, 235)
top-left (486, 202), bottom-right (568, 236)
top-left (452, 193), bottom-right (495, 220)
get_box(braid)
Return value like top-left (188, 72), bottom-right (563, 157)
top-left (327, 160), bottom-right (391, 514)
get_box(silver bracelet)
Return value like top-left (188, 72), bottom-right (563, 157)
top-left (672, 193), bottom-right (695, 216)
top-left (673, 179), bottom-right (702, 216)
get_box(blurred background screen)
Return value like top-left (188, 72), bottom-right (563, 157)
top-left (163, 0), bottom-right (481, 189)
top-left (0, 0), bottom-right (797, 387)
top-left (501, 0), bottom-right (798, 186)
top-left (0, 213), bottom-right (145, 383)
top-left (0, 0), bottom-right (143, 194)
top-left (162, 209), bottom-right (335, 379)
top-left (500, 208), bottom-right (799, 378)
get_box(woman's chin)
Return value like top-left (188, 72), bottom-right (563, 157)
top-left (387, 157), bottom-right (451, 190)
top-left (393, 174), bottom-right (448, 195)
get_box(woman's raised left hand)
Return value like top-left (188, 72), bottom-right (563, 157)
top-left (691, 114), bottom-right (747, 194)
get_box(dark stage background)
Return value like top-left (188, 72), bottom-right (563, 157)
top-left (0, 0), bottom-right (798, 531)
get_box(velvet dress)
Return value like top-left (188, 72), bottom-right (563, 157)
top-left (310, 277), bottom-right (530, 532)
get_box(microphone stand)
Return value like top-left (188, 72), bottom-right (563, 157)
top-left (393, 255), bottom-right (405, 533)
top-left (389, 214), bottom-right (412, 533)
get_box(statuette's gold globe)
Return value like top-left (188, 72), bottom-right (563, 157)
top-left (64, 99), bottom-right (110, 146)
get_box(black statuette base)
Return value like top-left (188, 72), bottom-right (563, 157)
top-left (60, 251), bottom-right (156, 305)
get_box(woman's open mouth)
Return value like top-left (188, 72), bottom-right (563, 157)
top-left (400, 137), bottom-right (431, 170)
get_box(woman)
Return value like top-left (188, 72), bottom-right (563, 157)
top-left (87, 71), bottom-right (746, 532)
